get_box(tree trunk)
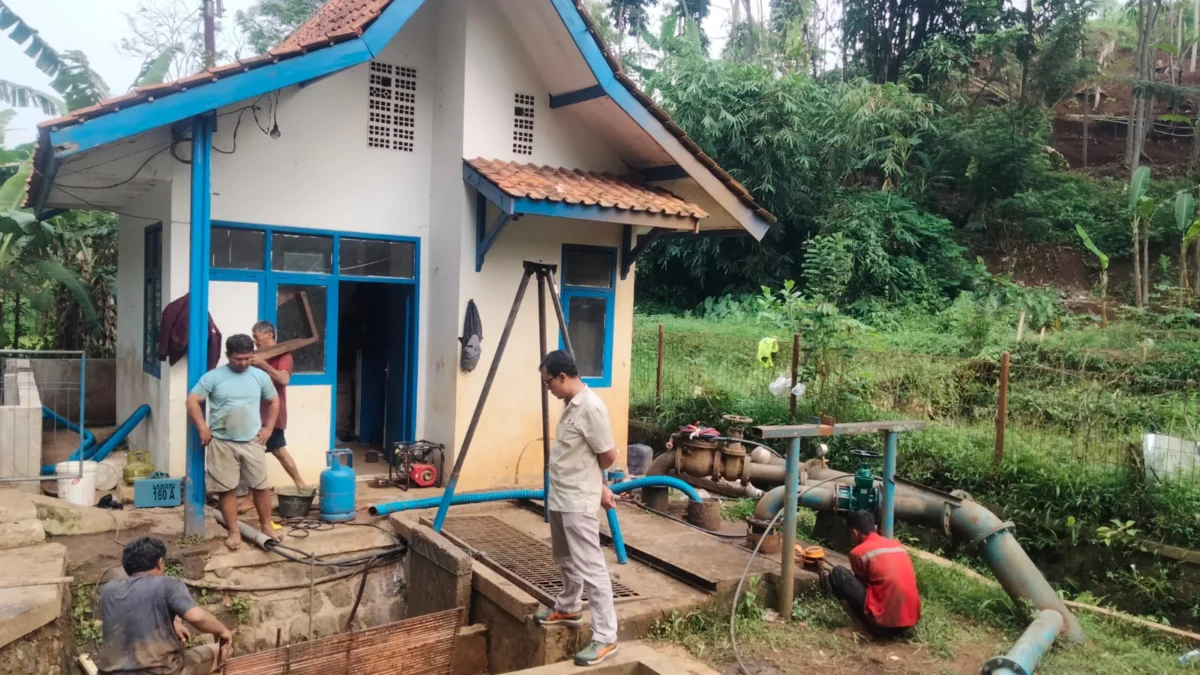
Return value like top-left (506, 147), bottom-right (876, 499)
top-left (1180, 241), bottom-right (1191, 301)
top-left (1143, 215), bottom-right (1153, 303)
top-left (1193, 237), bottom-right (1200, 294)
top-left (10, 292), bottom-right (18, 347)
top-left (1083, 89), bottom-right (1090, 168)
top-left (1101, 271), bottom-right (1109, 327)
top-left (1194, 0), bottom-right (1199, 72)
top-left (1128, 0), bottom-right (1146, 168)
top-left (1133, 217), bottom-right (1145, 307)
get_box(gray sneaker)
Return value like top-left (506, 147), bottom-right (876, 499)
top-left (574, 640), bottom-right (618, 666)
top-left (533, 606), bottom-right (583, 627)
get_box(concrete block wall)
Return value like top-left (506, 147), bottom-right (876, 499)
top-left (0, 361), bottom-right (43, 493)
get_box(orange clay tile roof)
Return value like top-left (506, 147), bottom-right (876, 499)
top-left (278, 0), bottom-right (389, 49)
top-left (468, 158), bottom-right (708, 219)
top-left (28, 0), bottom-right (773, 226)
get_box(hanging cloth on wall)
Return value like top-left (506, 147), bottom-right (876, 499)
top-left (157, 293), bottom-right (222, 370)
top-left (460, 300), bottom-right (483, 372)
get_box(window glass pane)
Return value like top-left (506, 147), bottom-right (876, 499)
top-left (567, 296), bottom-right (606, 378)
top-left (339, 238), bottom-right (415, 278)
top-left (272, 233), bottom-right (333, 273)
top-left (563, 249), bottom-right (614, 288)
top-left (211, 227), bottom-right (265, 270)
top-left (276, 285), bottom-right (327, 373)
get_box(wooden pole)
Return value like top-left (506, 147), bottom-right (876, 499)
top-left (994, 351), bottom-right (1011, 470)
top-left (0, 577), bottom-right (74, 589)
top-left (655, 323), bottom-right (664, 406)
top-left (1016, 310), bottom-right (1027, 343)
top-left (789, 332), bottom-right (800, 422)
top-left (1082, 87), bottom-right (1089, 169)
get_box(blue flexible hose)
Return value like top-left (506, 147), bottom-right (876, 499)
top-left (368, 488), bottom-right (545, 516)
top-left (609, 475), bottom-right (702, 502)
top-left (605, 507), bottom-right (628, 564)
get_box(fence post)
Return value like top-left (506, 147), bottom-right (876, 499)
top-left (789, 332), bottom-right (800, 422)
top-left (655, 323), bottom-right (664, 407)
top-left (994, 351), bottom-right (1011, 470)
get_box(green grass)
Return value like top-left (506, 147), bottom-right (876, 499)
top-left (651, 554), bottom-right (1185, 674)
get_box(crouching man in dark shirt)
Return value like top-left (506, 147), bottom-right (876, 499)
top-left (828, 510), bottom-right (922, 639)
top-left (96, 537), bottom-right (233, 675)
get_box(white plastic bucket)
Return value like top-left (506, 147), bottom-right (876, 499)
top-left (95, 454), bottom-right (126, 492)
top-left (55, 461), bottom-right (98, 507)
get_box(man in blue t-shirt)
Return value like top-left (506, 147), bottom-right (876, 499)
top-left (186, 334), bottom-right (279, 550)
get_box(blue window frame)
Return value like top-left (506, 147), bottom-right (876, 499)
top-left (143, 223), bottom-right (163, 377)
top-left (560, 245), bottom-right (616, 388)
top-left (209, 222), bottom-right (419, 385)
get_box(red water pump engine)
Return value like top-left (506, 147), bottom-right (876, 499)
top-left (408, 462), bottom-right (438, 488)
top-left (389, 440), bottom-right (444, 491)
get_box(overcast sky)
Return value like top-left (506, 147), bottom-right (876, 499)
top-left (1, 0), bottom-right (758, 147)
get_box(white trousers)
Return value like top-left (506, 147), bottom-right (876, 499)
top-left (548, 510), bottom-right (618, 644)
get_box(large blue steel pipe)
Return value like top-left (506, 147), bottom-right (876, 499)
top-left (981, 609), bottom-right (1064, 675)
top-left (752, 467), bottom-right (1083, 644)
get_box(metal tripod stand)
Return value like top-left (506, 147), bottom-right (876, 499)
top-left (432, 260), bottom-right (574, 531)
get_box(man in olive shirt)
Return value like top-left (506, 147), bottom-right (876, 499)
top-left (533, 350), bottom-right (620, 666)
top-left (96, 537), bottom-right (232, 675)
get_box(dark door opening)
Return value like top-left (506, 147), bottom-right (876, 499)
top-left (336, 281), bottom-right (414, 475)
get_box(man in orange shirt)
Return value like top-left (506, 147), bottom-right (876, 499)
top-left (829, 510), bottom-right (921, 639)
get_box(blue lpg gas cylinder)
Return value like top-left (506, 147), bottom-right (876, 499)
top-left (319, 448), bottom-right (357, 522)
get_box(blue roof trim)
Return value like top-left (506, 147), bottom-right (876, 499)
top-left (547, 0), bottom-right (770, 240)
top-left (47, 0), bottom-right (426, 159)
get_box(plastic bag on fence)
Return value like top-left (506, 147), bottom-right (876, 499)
top-left (757, 337), bottom-right (779, 368)
top-left (768, 374), bottom-right (807, 398)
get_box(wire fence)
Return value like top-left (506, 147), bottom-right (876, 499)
top-left (631, 325), bottom-right (1200, 482)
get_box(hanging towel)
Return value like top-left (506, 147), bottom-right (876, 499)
top-left (460, 300), bottom-right (483, 372)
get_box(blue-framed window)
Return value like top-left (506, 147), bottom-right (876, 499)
top-left (208, 222), bottom-right (419, 387)
top-left (142, 223), bottom-right (163, 377)
top-left (560, 245), bottom-right (616, 388)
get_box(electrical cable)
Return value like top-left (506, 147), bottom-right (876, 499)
top-left (727, 471), bottom-right (855, 675)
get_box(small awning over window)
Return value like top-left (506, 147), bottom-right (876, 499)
top-left (464, 158), bottom-right (708, 229)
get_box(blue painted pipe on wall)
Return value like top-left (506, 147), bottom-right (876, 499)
top-left (368, 487), bottom-right (635, 564)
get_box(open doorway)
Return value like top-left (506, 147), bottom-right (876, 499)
top-left (335, 281), bottom-right (415, 477)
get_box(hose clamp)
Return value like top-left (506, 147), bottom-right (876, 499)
top-left (980, 656), bottom-right (1029, 675)
top-left (967, 521), bottom-right (1016, 551)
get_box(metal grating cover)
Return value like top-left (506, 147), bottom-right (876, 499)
top-left (444, 515), bottom-right (637, 601)
top-left (220, 608), bottom-right (463, 675)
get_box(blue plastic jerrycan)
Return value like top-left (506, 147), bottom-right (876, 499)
top-left (319, 448), bottom-right (356, 522)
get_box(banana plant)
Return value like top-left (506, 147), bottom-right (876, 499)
top-left (1179, 190), bottom-right (1200, 302)
top-left (1129, 166), bottom-right (1152, 308)
top-left (0, 160), bottom-right (96, 346)
top-left (1076, 223), bottom-right (1111, 327)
